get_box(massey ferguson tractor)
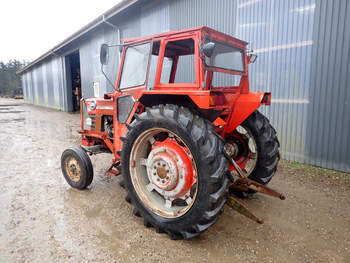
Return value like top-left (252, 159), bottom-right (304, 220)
top-left (61, 26), bottom-right (284, 239)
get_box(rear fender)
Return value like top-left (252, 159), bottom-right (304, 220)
top-left (224, 92), bottom-right (270, 134)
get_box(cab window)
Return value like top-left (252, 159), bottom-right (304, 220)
top-left (161, 38), bottom-right (195, 84)
top-left (148, 41), bottom-right (173, 88)
top-left (119, 42), bottom-right (151, 89)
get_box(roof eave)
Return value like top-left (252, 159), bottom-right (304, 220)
top-left (17, 0), bottom-right (138, 75)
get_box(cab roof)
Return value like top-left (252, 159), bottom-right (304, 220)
top-left (123, 26), bottom-right (248, 50)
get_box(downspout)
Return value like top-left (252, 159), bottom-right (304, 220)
top-left (102, 15), bottom-right (121, 62)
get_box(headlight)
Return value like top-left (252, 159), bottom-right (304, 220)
top-left (86, 117), bottom-right (92, 127)
top-left (89, 100), bottom-right (96, 110)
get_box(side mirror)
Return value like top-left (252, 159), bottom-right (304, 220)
top-left (249, 54), bottom-right (257, 63)
top-left (201, 42), bottom-right (216, 57)
top-left (100, 44), bottom-right (109, 65)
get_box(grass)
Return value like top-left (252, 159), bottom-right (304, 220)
top-left (279, 159), bottom-right (350, 184)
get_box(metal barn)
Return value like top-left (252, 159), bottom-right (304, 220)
top-left (18, 0), bottom-right (350, 173)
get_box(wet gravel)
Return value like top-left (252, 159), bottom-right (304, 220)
top-left (0, 98), bottom-right (349, 263)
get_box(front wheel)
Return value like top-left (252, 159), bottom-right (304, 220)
top-left (61, 147), bottom-right (94, 190)
top-left (121, 105), bottom-right (228, 239)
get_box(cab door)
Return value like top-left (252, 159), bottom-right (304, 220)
top-left (113, 41), bottom-right (153, 154)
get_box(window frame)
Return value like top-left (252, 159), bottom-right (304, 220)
top-left (153, 36), bottom-right (200, 89)
top-left (203, 39), bottom-right (247, 75)
top-left (118, 41), bottom-right (153, 90)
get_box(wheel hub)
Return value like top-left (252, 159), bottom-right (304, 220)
top-left (148, 153), bottom-right (178, 191)
top-left (129, 128), bottom-right (199, 218)
top-left (69, 164), bottom-right (77, 173)
top-left (146, 139), bottom-right (194, 199)
top-left (226, 125), bottom-right (258, 177)
top-left (66, 158), bottom-right (81, 182)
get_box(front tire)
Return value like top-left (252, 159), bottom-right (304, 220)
top-left (121, 105), bottom-right (228, 239)
top-left (61, 147), bottom-right (94, 190)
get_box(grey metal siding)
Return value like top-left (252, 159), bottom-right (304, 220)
top-left (32, 69), bottom-right (39, 105)
top-left (46, 61), bottom-right (55, 107)
top-left (42, 64), bottom-right (49, 106)
top-left (26, 72), bottom-right (33, 104)
top-left (80, 29), bottom-right (106, 98)
top-left (236, 0), bottom-right (315, 164)
top-left (140, 0), bottom-right (169, 36)
top-left (21, 58), bottom-right (66, 110)
top-left (306, 0), bottom-right (350, 172)
top-left (169, 0), bottom-right (237, 34)
top-left (79, 9), bottom-right (142, 98)
top-left (51, 57), bottom-right (63, 110)
top-left (28, 71), bottom-right (34, 104)
top-left (28, 72), bottom-right (33, 104)
top-left (37, 67), bottom-right (45, 106)
top-left (169, 0), bottom-right (238, 85)
top-left (103, 27), bottom-right (121, 93)
top-left (21, 75), bottom-right (27, 101)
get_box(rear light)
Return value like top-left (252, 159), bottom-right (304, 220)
top-left (261, 92), bottom-right (271, 105)
top-left (209, 95), bottom-right (215, 107)
top-left (210, 93), bottom-right (226, 107)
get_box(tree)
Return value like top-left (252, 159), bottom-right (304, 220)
top-left (0, 60), bottom-right (28, 97)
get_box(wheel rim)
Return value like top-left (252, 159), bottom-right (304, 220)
top-left (129, 128), bottom-right (198, 218)
top-left (225, 125), bottom-right (258, 178)
top-left (65, 156), bottom-right (82, 182)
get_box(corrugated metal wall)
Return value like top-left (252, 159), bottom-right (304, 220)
top-left (235, 0), bottom-right (349, 172)
top-left (22, 57), bottom-right (66, 110)
top-left (140, 0), bottom-right (169, 36)
top-left (80, 28), bottom-right (106, 98)
top-left (79, 6), bottom-right (142, 98)
top-left (306, 0), bottom-right (350, 172)
top-left (20, 0), bottom-right (350, 172)
top-left (236, 0), bottom-right (315, 164)
top-left (169, 0), bottom-right (238, 85)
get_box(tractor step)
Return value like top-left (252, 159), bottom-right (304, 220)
top-left (105, 162), bottom-right (121, 176)
top-left (81, 144), bottom-right (109, 155)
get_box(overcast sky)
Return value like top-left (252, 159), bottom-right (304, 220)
top-left (0, 0), bottom-right (121, 63)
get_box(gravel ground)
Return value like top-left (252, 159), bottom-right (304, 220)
top-left (0, 98), bottom-right (349, 263)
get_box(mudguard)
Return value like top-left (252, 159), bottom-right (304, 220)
top-left (224, 92), bottom-right (270, 134)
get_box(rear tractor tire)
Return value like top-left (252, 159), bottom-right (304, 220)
top-left (226, 111), bottom-right (280, 197)
top-left (121, 105), bottom-right (229, 239)
top-left (61, 146), bottom-right (94, 190)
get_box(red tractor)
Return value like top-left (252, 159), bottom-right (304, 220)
top-left (61, 26), bottom-right (283, 239)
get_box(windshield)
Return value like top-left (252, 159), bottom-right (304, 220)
top-left (204, 41), bottom-right (245, 73)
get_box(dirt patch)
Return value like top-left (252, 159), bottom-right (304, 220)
top-left (0, 98), bottom-right (349, 263)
